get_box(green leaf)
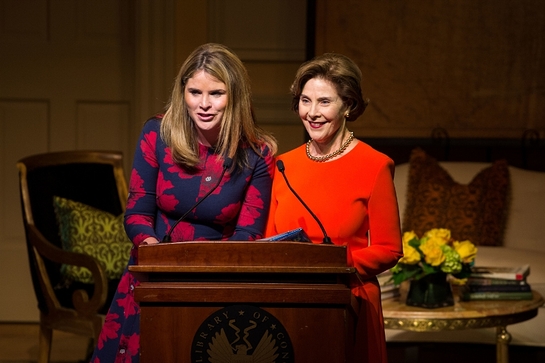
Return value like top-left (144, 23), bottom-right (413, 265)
top-left (408, 238), bottom-right (421, 248)
top-left (391, 264), bottom-right (422, 285)
top-left (421, 262), bottom-right (436, 274)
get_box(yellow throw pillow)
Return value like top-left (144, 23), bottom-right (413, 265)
top-left (53, 196), bottom-right (132, 284)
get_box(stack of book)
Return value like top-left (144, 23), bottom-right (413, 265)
top-left (378, 270), bottom-right (400, 300)
top-left (462, 264), bottom-right (532, 301)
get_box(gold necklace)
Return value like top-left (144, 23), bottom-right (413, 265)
top-left (306, 131), bottom-right (354, 162)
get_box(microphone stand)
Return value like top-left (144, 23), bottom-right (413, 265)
top-left (277, 160), bottom-right (332, 244)
top-left (162, 157), bottom-right (233, 242)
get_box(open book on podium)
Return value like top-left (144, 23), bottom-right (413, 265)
top-left (130, 236), bottom-right (356, 363)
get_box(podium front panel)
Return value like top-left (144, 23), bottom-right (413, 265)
top-left (140, 303), bottom-right (353, 363)
top-left (132, 241), bottom-right (356, 362)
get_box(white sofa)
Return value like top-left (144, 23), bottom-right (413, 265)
top-left (387, 161), bottom-right (545, 347)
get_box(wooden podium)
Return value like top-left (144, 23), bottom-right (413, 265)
top-left (130, 241), bottom-right (356, 363)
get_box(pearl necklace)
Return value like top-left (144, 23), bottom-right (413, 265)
top-left (306, 131), bottom-right (354, 162)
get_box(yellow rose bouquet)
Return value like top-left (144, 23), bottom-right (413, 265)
top-left (390, 228), bottom-right (478, 286)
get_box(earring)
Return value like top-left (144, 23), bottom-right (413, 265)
top-left (344, 111), bottom-right (350, 119)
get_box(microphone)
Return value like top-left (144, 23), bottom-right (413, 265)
top-left (162, 157), bottom-right (233, 242)
top-left (276, 160), bottom-right (332, 244)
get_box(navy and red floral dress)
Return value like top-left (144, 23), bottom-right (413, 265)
top-left (90, 117), bottom-right (275, 362)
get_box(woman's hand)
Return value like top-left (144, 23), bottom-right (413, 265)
top-left (141, 237), bottom-right (160, 245)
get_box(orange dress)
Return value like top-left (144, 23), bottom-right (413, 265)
top-left (265, 141), bottom-right (403, 363)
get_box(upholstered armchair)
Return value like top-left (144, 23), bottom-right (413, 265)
top-left (17, 150), bottom-right (130, 363)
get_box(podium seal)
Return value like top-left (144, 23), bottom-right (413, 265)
top-left (191, 304), bottom-right (294, 362)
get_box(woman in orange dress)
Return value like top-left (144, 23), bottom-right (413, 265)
top-left (265, 53), bottom-right (403, 363)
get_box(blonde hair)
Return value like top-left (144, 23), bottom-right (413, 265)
top-left (290, 53), bottom-right (368, 122)
top-left (161, 43), bottom-right (277, 169)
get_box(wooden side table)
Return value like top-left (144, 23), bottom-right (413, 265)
top-left (382, 290), bottom-right (544, 363)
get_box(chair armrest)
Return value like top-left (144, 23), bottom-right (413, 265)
top-left (27, 225), bottom-right (109, 315)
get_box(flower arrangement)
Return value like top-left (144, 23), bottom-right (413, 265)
top-left (390, 228), bottom-right (478, 286)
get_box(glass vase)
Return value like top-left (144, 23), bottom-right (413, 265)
top-left (406, 273), bottom-right (454, 309)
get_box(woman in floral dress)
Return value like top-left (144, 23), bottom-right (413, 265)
top-left (90, 43), bottom-right (277, 363)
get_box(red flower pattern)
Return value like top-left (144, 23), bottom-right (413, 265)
top-left (170, 220), bottom-right (196, 242)
top-left (215, 201), bottom-right (241, 225)
top-left (156, 170), bottom-right (178, 212)
top-left (97, 312), bottom-right (121, 350)
top-left (115, 333), bottom-right (140, 363)
top-left (141, 131), bottom-right (158, 167)
top-left (125, 214), bottom-right (152, 228)
top-left (126, 170), bottom-right (144, 209)
top-left (116, 273), bottom-right (140, 319)
top-left (165, 147), bottom-right (197, 179)
top-left (129, 232), bottom-right (150, 251)
top-left (237, 185), bottom-right (264, 227)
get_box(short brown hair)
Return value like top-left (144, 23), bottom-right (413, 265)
top-left (290, 53), bottom-right (368, 121)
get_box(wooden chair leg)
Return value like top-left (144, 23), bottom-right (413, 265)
top-left (38, 323), bottom-right (52, 363)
